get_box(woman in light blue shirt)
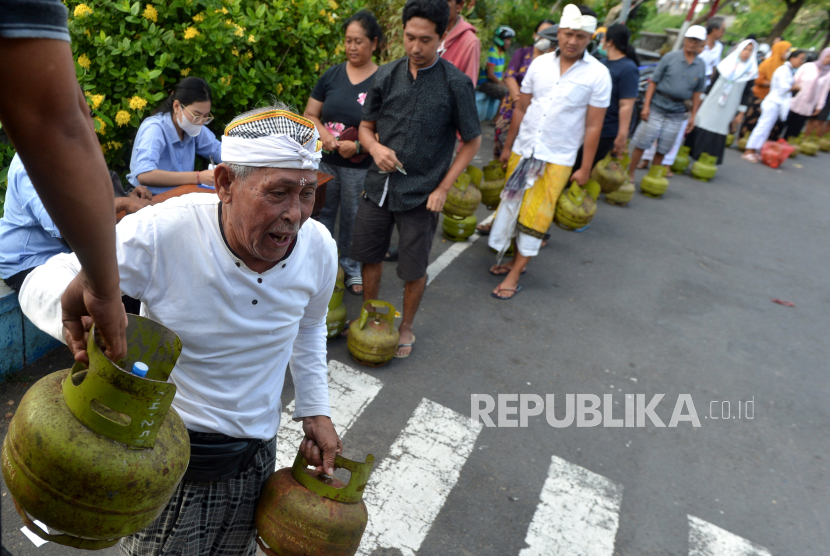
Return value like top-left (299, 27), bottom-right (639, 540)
top-left (127, 77), bottom-right (222, 194)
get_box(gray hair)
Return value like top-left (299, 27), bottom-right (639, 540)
top-left (224, 100), bottom-right (296, 183)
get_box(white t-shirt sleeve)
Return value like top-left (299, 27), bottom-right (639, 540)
top-left (590, 66), bottom-right (613, 108)
top-left (114, 209), bottom-right (157, 302)
top-left (18, 253), bottom-right (82, 343)
top-left (290, 225), bottom-right (338, 420)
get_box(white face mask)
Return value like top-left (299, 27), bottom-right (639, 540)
top-left (535, 38), bottom-right (552, 52)
top-left (176, 106), bottom-right (203, 137)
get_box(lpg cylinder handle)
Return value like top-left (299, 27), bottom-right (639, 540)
top-left (357, 300), bottom-right (397, 330)
top-left (290, 448), bottom-right (375, 504)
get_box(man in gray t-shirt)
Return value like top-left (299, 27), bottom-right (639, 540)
top-left (628, 25), bottom-right (707, 180)
top-left (1, 0), bottom-right (131, 365)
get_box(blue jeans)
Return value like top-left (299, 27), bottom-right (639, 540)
top-left (317, 162), bottom-right (366, 278)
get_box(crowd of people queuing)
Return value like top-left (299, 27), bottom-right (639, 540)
top-left (2, 0), bottom-right (830, 553)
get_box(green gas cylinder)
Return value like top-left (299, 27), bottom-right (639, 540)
top-left (2, 316), bottom-right (189, 549)
top-left (640, 165), bottom-right (669, 198)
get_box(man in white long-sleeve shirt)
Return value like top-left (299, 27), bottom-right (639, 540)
top-left (743, 50), bottom-right (807, 163)
top-left (19, 104), bottom-right (341, 556)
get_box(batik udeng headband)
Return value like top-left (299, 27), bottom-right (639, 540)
top-left (221, 110), bottom-right (323, 170)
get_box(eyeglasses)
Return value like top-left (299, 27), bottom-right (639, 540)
top-left (182, 104), bottom-right (214, 125)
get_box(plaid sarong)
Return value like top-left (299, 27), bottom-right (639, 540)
top-left (119, 432), bottom-right (277, 556)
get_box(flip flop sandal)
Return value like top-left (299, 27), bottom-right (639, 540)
top-left (476, 224), bottom-right (492, 235)
top-left (491, 285), bottom-right (523, 300)
top-left (344, 275), bottom-right (363, 295)
top-left (394, 334), bottom-right (416, 359)
top-left (489, 265), bottom-right (527, 276)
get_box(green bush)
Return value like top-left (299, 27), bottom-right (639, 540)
top-left (639, 12), bottom-right (685, 34)
top-left (64, 0), bottom-right (362, 172)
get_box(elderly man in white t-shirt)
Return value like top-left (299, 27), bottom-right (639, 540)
top-left (488, 4), bottom-right (611, 299)
top-left (19, 104), bottom-right (341, 555)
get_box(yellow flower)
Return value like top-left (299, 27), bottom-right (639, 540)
top-left (180, 67), bottom-right (191, 76)
top-left (334, 44), bottom-right (343, 56)
top-left (220, 75), bottom-right (232, 86)
top-left (225, 18), bottom-right (233, 25)
top-left (84, 30), bottom-right (91, 36)
top-left (245, 51), bottom-right (253, 60)
top-left (142, 4), bottom-right (158, 22)
top-left (214, 6), bottom-right (228, 14)
top-left (276, 83), bottom-right (283, 94)
top-left (94, 117), bottom-right (107, 135)
top-left (328, 0), bottom-right (338, 9)
top-left (101, 142), bottom-right (108, 154)
top-left (247, 34), bottom-right (256, 43)
top-left (234, 24), bottom-right (245, 37)
top-left (86, 93), bottom-right (105, 109)
top-left (129, 96), bottom-right (148, 111)
top-left (108, 141), bottom-right (123, 150)
top-left (77, 54), bottom-right (91, 69)
top-left (315, 63), bottom-right (319, 72)
top-left (328, 14), bottom-right (335, 24)
top-left (184, 27), bottom-right (200, 39)
top-left (319, 9), bottom-right (326, 16)
top-left (232, 46), bottom-right (239, 56)
top-left (115, 110), bottom-right (132, 127)
top-left (192, 13), bottom-right (205, 22)
top-left (73, 3), bottom-right (92, 17)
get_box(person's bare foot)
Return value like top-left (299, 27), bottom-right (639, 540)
top-left (476, 222), bottom-right (492, 234)
top-left (490, 261), bottom-right (526, 276)
top-left (637, 160), bottom-right (649, 170)
top-left (396, 327), bottom-right (415, 358)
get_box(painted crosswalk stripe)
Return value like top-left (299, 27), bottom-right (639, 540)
top-left (275, 360), bottom-right (383, 470)
top-left (426, 213), bottom-right (494, 286)
top-left (519, 455), bottom-right (623, 556)
top-left (688, 515), bottom-right (772, 556)
top-left (356, 398), bottom-right (483, 556)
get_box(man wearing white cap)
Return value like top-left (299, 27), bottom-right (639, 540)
top-left (628, 25), bottom-right (707, 182)
top-left (489, 4), bottom-right (611, 298)
top-left (19, 103), bottom-right (342, 555)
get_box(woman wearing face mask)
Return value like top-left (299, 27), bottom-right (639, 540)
top-left (127, 77), bottom-right (222, 195)
top-left (686, 40), bottom-right (758, 165)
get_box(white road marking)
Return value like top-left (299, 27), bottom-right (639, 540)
top-left (426, 213), bottom-right (494, 286)
top-left (275, 360), bottom-right (383, 470)
top-left (519, 455), bottom-right (623, 556)
top-left (357, 398), bottom-right (483, 556)
top-left (21, 521), bottom-right (49, 547)
top-left (688, 515), bottom-right (773, 556)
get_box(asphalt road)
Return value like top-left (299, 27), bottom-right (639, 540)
top-left (2, 124), bottom-right (829, 555)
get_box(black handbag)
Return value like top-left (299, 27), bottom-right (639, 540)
top-left (182, 431), bottom-right (269, 483)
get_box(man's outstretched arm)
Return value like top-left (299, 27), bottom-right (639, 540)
top-left (0, 38), bottom-right (126, 360)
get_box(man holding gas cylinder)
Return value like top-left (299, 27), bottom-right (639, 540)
top-left (19, 104), bottom-right (342, 556)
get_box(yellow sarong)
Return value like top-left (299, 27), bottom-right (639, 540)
top-left (504, 152), bottom-right (572, 239)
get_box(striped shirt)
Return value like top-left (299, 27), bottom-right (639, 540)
top-left (478, 45), bottom-right (506, 86)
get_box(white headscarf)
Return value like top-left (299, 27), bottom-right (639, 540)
top-left (717, 39), bottom-right (759, 84)
top-left (559, 4), bottom-right (597, 34)
top-left (221, 109), bottom-right (323, 171)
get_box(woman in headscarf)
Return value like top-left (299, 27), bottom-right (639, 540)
top-left (786, 47), bottom-right (830, 139)
top-left (741, 40), bottom-right (792, 138)
top-left (687, 40), bottom-right (758, 164)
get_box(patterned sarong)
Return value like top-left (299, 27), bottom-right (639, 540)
top-left (119, 433), bottom-right (277, 556)
top-left (488, 153), bottom-right (572, 259)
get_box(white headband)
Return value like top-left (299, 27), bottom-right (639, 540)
top-left (221, 134), bottom-right (322, 171)
top-left (559, 4), bottom-right (597, 34)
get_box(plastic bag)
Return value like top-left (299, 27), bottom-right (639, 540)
top-left (760, 139), bottom-right (795, 169)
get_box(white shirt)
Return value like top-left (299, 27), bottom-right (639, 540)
top-left (699, 41), bottom-right (724, 85)
top-left (512, 50), bottom-right (612, 166)
top-left (19, 194), bottom-right (337, 440)
top-left (767, 62), bottom-right (795, 105)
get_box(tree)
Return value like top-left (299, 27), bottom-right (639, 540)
top-left (766, 0), bottom-right (807, 44)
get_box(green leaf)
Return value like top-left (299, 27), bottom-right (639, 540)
top-left (130, 2), bottom-right (141, 16)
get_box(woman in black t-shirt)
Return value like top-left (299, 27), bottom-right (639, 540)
top-left (304, 10), bottom-right (382, 295)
